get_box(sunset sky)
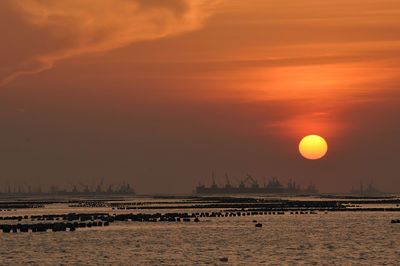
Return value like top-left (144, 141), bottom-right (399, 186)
top-left (1, 0), bottom-right (400, 193)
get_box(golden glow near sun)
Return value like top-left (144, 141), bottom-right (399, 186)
top-left (299, 135), bottom-right (328, 160)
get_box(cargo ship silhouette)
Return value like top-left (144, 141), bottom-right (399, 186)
top-left (195, 173), bottom-right (318, 195)
top-left (0, 181), bottom-right (135, 196)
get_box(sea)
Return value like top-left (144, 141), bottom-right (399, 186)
top-left (0, 195), bottom-right (400, 265)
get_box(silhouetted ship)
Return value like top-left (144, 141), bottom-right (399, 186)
top-left (0, 182), bottom-right (135, 196)
top-left (350, 180), bottom-right (381, 194)
top-left (195, 174), bottom-right (318, 195)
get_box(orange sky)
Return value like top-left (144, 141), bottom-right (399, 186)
top-left (1, 0), bottom-right (400, 193)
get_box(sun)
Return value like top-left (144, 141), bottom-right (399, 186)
top-left (299, 135), bottom-right (328, 160)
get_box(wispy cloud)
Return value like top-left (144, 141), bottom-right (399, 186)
top-left (0, 0), bottom-right (222, 86)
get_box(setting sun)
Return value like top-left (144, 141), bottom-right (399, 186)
top-left (299, 135), bottom-right (328, 160)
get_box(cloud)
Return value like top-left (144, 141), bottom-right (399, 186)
top-left (0, 0), bottom-right (222, 86)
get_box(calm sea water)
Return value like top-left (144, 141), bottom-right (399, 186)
top-left (1, 197), bottom-right (400, 265)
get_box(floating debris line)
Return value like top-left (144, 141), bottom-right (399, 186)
top-left (1, 196), bottom-right (399, 233)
